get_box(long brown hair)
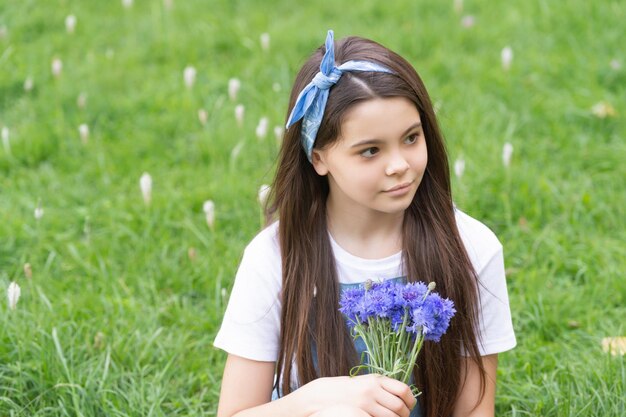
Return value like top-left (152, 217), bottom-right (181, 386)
top-left (266, 34), bottom-right (486, 417)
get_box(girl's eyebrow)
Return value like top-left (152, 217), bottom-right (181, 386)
top-left (349, 122), bottom-right (422, 148)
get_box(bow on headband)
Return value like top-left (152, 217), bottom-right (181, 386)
top-left (285, 30), bottom-right (393, 162)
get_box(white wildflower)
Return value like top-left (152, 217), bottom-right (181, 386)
top-left (258, 184), bottom-right (271, 207)
top-left (501, 46), bottom-right (513, 71)
top-left (7, 282), bottom-right (21, 310)
top-left (163, 0), bottom-right (173, 10)
top-left (24, 77), bottom-right (34, 92)
top-left (591, 102), bottom-right (616, 119)
top-left (51, 58), bottom-right (63, 77)
top-left (78, 124), bottom-right (89, 144)
top-left (231, 141), bottom-right (244, 162)
top-left (65, 15), bottom-right (77, 33)
top-left (34, 201), bottom-right (44, 220)
top-left (610, 59), bottom-right (621, 71)
top-left (198, 108), bottom-right (208, 125)
top-left (235, 104), bottom-right (245, 128)
top-left (602, 337), bottom-right (626, 356)
top-left (454, 157), bottom-right (465, 179)
top-left (502, 142), bottom-right (514, 168)
top-left (260, 32), bottom-right (270, 51)
top-left (183, 66), bottom-right (196, 89)
top-left (2, 126), bottom-right (9, 154)
top-left (255, 117), bottom-right (269, 140)
top-left (122, 0), bottom-right (133, 8)
top-left (272, 82), bottom-right (281, 92)
top-left (77, 92), bottom-right (87, 109)
top-left (274, 126), bottom-right (284, 143)
top-left (461, 15), bottom-right (475, 28)
top-left (140, 172), bottom-right (152, 205)
top-left (203, 200), bottom-right (215, 230)
top-left (433, 100), bottom-right (442, 114)
top-left (454, 0), bottom-right (463, 13)
top-left (228, 78), bottom-right (241, 101)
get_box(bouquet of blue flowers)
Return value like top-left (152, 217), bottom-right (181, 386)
top-left (339, 280), bottom-right (456, 395)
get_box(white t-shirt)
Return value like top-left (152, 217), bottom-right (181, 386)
top-left (214, 208), bottom-right (516, 366)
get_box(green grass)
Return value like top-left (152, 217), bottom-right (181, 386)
top-left (1, 0), bottom-right (625, 415)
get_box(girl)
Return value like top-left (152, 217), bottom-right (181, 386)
top-left (214, 30), bottom-right (516, 417)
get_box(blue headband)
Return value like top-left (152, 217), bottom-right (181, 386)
top-left (285, 30), bottom-right (394, 162)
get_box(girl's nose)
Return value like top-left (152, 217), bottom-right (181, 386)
top-left (385, 152), bottom-right (410, 176)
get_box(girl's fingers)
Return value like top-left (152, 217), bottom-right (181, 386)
top-left (311, 405), bottom-right (372, 417)
top-left (378, 377), bottom-right (417, 411)
top-left (368, 401), bottom-right (407, 417)
top-left (373, 395), bottom-right (410, 417)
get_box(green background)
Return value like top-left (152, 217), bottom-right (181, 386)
top-left (1, 0), bottom-right (624, 415)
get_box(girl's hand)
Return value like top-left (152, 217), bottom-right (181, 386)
top-left (299, 374), bottom-right (416, 417)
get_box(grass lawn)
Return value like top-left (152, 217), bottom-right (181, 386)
top-left (1, 0), bottom-right (624, 415)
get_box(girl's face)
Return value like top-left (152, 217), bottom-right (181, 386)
top-left (312, 96), bottom-right (428, 218)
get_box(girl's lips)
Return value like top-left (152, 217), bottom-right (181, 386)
top-left (384, 181), bottom-right (413, 192)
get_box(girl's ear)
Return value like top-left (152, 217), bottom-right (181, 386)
top-left (311, 150), bottom-right (329, 176)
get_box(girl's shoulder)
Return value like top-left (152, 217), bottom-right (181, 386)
top-left (453, 207), bottom-right (503, 272)
top-left (243, 221), bottom-right (281, 258)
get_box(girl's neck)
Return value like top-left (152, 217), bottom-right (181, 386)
top-left (326, 199), bottom-right (404, 260)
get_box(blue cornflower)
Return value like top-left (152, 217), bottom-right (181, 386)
top-left (421, 293), bottom-right (456, 342)
top-left (398, 281), bottom-right (428, 309)
top-left (363, 283), bottom-right (395, 319)
top-left (339, 286), bottom-right (365, 327)
top-left (389, 304), bottom-right (406, 331)
top-left (338, 277), bottom-right (456, 390)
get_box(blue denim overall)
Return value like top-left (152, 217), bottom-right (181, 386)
top-left (271, 282), bottom-right (423, 417)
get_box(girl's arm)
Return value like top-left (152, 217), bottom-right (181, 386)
top-left (217, 354), bottom-right (316, 417)
top-left (453, 354), bottom-right (498, 417)
top-left (217, 354), bottom-right (417, 417)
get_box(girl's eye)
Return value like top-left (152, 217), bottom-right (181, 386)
top-left (360, 147), bottom-right (379, 158)
top-left (405, 133), bottom-right (420, 144)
